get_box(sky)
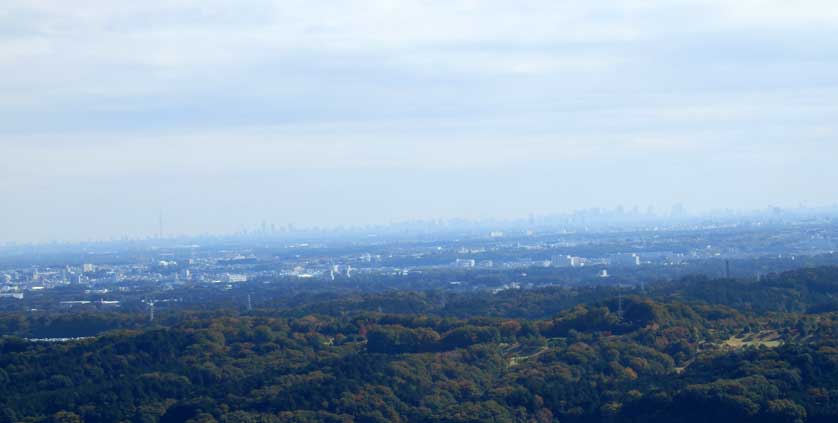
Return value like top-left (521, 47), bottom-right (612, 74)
top-left (2, 0), bottom-right (838, 242)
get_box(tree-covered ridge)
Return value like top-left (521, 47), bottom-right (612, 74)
top-left (1, 267), bottom-right (837, 422)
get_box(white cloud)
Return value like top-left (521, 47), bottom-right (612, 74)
top-left (2, 0), bottom-right (835, 108)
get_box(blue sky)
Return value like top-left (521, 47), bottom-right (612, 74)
top-left (2, 1), bottom-right (838, 242)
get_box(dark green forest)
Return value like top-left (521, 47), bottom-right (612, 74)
top-left (1, 267), bottom-right (837, 422)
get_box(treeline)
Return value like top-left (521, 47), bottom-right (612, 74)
top-left (660, 267), bottom-right (838, 313)
top-left (276, 266), bottom-right (838, 320)
top-left (0, 267), bottom-right (837, 421)
top-left (3, 266), bottom-right (838, 339)
top-left (1, 302), bottom-right (834, 422)
top-left (0, 312), bottom-right (150, 339)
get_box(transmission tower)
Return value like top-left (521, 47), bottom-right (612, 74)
top-left (144, 299), bottom-right (157, 322)
top-left (617, 289), bottom-right (623, 321)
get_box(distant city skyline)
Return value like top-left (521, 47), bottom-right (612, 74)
top-left (2, 1), bottom-right (837, 243)
top-left (3, 202), bottom-right (837, 246)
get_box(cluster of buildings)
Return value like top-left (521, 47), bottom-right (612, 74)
top-left (1, 218), bottom-right (836, 307)
top-left (452, 253), bottom-right (644, 270)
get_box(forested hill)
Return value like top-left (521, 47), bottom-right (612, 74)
top-left (273, 266), bottom-right (838, 319)
top-left (0, 267), bottom-right (837, 422)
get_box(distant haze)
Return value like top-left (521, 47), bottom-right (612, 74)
top-left (2, 1), bottom-right (837, 242)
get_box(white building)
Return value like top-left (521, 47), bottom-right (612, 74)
top-left (552, 255), bottom-right (585, 267)
top-left (609, 253), bottom-right (641, 267)
top-left (455, 259), bottom-right (476, 268)
top-left (224, 274), bottom-right (248, 283)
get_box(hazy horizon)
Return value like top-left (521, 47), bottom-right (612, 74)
top-left (3, 1), bottom-right (837, 243)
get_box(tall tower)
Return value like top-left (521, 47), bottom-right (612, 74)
top-left (617, 290), bottom-right (623, 321)
top-left (148, 301), bottom-right (155, 322)
top-left (158, 211), bottom-right (164, 239)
